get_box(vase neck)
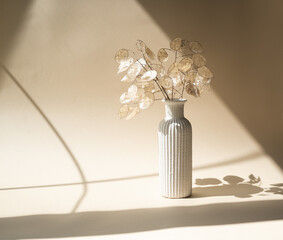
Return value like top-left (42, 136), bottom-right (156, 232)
top-left (164, 100), bottom-right (186, 120)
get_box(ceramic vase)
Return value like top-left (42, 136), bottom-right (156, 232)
top-left (158, 99), bottom-right (192, 198)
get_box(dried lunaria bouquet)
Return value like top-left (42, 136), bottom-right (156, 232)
top-left (115, 38), bottom-right (213, 120)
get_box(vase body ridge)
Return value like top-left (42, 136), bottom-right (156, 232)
top-left (158, 99), bottom-right (192, 198)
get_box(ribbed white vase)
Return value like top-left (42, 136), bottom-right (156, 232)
top-left (158, 99), bottom-right (192, 198)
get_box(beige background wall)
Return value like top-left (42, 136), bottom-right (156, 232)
top-left (0, 0), bottom-right (282, 219)
top-left (138, 0), bottom-right (283, 168)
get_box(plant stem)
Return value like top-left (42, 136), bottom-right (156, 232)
top-left (134, 43), bottom-right (171, 100)
top-left (140, 53), bottom-right (170, 100)
top-left (136, 59), bottom-right (169, 100)
top-left (173, 88), bottom-right (182, 96)
top-left (181, 80), bottom-right (185, 98)
top-left (154, 78), bottom-right (170, 100)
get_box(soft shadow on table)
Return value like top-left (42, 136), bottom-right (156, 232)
top-left (265, 184), bottom-right (283, 196)
top-left (0, 199), bottom-right (282, 239)
top-left (193, 175), bottom-right (264, 198)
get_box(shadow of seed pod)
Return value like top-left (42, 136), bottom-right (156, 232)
top-left (223, 175), bottom-right (244, 185)
top-left (195, 178), bottom-right (222, 186)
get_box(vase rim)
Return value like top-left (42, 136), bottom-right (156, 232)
top-left (162, 98), bottom-right (187, 103)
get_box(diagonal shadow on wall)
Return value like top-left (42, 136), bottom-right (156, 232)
top-left (0, 1), bottom-right (88, 213)
top-left (137, 0), bottom-right (283, 169)
top-left (0, 0), bottom-right (32, 87)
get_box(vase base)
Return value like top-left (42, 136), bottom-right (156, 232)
top-left (161, 193), bottom-right (191, 199)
